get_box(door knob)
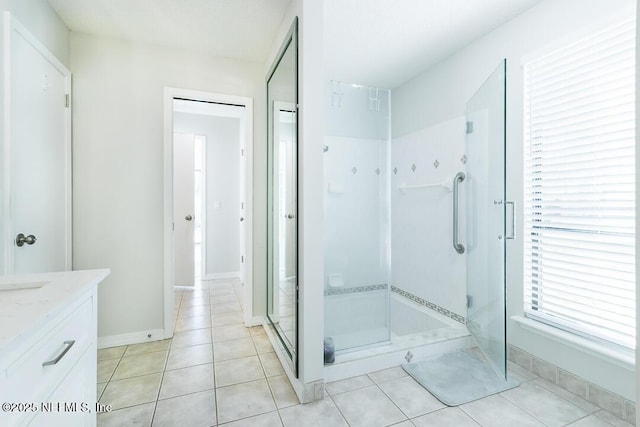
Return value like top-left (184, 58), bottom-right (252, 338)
top-left (15, 233), bottom-right (37, 247)
top-left (240, 217), bottom-right (245, 222)
top-left (185, 215), bottom-right (193, 221)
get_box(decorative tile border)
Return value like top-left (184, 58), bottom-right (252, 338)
top-left (324, 283), bottom-right (388, 296)
top-left (391, 285), bottom-right (466, 325)
top-left (324, 283), bottom-right (466, 325)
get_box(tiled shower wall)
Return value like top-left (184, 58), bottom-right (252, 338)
top-left (509, 345), bottom-right (636, 425)
top-left (390, 116), bottom-right (468, 319)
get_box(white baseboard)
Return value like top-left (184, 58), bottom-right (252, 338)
top-left (98, 328), bottom-right (167, 349)
top-left (204, 271), bottom-right (240, 280)
top-left (244, 315), bottom-right (263, 327)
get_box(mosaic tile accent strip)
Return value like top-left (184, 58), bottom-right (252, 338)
top-left (391, 285), bottom-right (466, 325)
top-left (325, 283), bottom-right (388, 296)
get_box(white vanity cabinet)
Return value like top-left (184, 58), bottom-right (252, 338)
top-left (0, 270), bottom-right (109, 427)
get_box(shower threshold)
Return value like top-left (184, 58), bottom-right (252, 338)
top-left (324, 326), bottom-right (472, 383)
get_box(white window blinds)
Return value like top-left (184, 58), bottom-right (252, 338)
top-left (523, 17), bottom-right (636, 349)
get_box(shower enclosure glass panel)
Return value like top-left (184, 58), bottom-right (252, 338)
top-left (324, 82), bottom-right (391, 352)
top-left (465, 59), bottom-right (507, 379)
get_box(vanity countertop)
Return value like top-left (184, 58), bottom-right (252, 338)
top-left (0, 269), bottom-right (110, 360)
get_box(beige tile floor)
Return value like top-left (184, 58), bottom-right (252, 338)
top-left (96, 279), bottom-right (633, 427)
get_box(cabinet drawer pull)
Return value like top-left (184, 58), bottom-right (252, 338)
top-left (42, 340), bottom-right (75, 367)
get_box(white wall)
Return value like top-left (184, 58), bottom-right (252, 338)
top-left (393, 0), bottom-right (636, 399)
top-left (174, 113), bottom-right (241, 278)
top-left (0, 0), bottom-right (69, 67)
top-left (71, 33), bottom-right (263, 342)
top-left (296, 0), bottom-right (325, 393)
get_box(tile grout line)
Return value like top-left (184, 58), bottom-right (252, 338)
top-left (566, 412), bottom-right (617, 427)
top-left (211, 320), bottom-right (220, 427)
top-left (260, 337), bottom-right (286, 426)
top-left (373, 380), bottom-right (413, 424)
top-left (530, 378), bottom-right (601, 416)
top-left (325, 389), bottom-right (353, 427)
top-left (275, 409), bottom-right (286, 427)
top-left (212, 280), bottom-right (247, 426)
top-left (505, 374), bottom-right (622, 426)
top-left (221, 282), bottom-right (278, 425)
top-left (458, 399), bottom-right (487, 426)
top-left (97, 349), bottom-right (126, 403)
top-left (148, 291), bottom-right (182, 426)
top-left (498, 390), bottom-right (566, 427)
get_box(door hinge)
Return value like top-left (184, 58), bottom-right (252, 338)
top-left (465, 121), bottom-right (473, 134)
top-left (466, 294), bottom-right (473, 308)
top-left (241, 202), bottom-right (244, 209)
top-left (65, 93), bottom-right (70, 108)
top-left (241, 255), bottom-right (244, 263)
top-left (241, 148), bottom-right (244, 156)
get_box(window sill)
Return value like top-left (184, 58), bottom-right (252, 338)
top-left (510, 315), bottom-right (634, 370)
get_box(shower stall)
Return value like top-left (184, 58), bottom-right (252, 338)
top-left (323, 61), bottom-right (510, 388)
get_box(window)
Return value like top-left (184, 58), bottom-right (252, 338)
top-left (523, 17), bottom-right (636, 350)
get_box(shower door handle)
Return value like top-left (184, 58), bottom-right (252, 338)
top-left (452, 172), bottom-right (465, 254)
top-left (506, 201), bottom-right (516, 240)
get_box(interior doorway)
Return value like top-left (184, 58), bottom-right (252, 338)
top-left (173, 101), bottom-right (246, 285)
top-left (164, 88), bottom-right (254, 336)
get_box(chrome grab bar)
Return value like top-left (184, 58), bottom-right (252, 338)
top-left (453, 172), bottom-right (465, 254)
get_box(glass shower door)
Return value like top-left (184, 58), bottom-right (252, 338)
top-left (465, 59), bottom-right (508, 379)
top-left (323, 82), bottom-right (391, 353)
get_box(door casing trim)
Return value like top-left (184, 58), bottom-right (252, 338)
top-left (163, 87), bottom-right (254, 336)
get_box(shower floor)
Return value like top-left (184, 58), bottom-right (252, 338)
top-left (325, 304), bottom-right (472, 382)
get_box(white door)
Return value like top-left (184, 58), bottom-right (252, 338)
top-left (174, 133), bottom-right (195, 286)
top-left (282, 110), bottom-right (297, 280)
top-left (6, 15), bottom-right (71, 274)
top-left (239, 137), bottom-right (246, 285)
top-left (275, 108), bottom-right (296, 281)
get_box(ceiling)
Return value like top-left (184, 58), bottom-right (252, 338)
top-left (49, 0), bottom-right (541, 87)
top-left (324, 0), bottom-right (541, 88)
top-left (48, 0), bottom-right (292, 63)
